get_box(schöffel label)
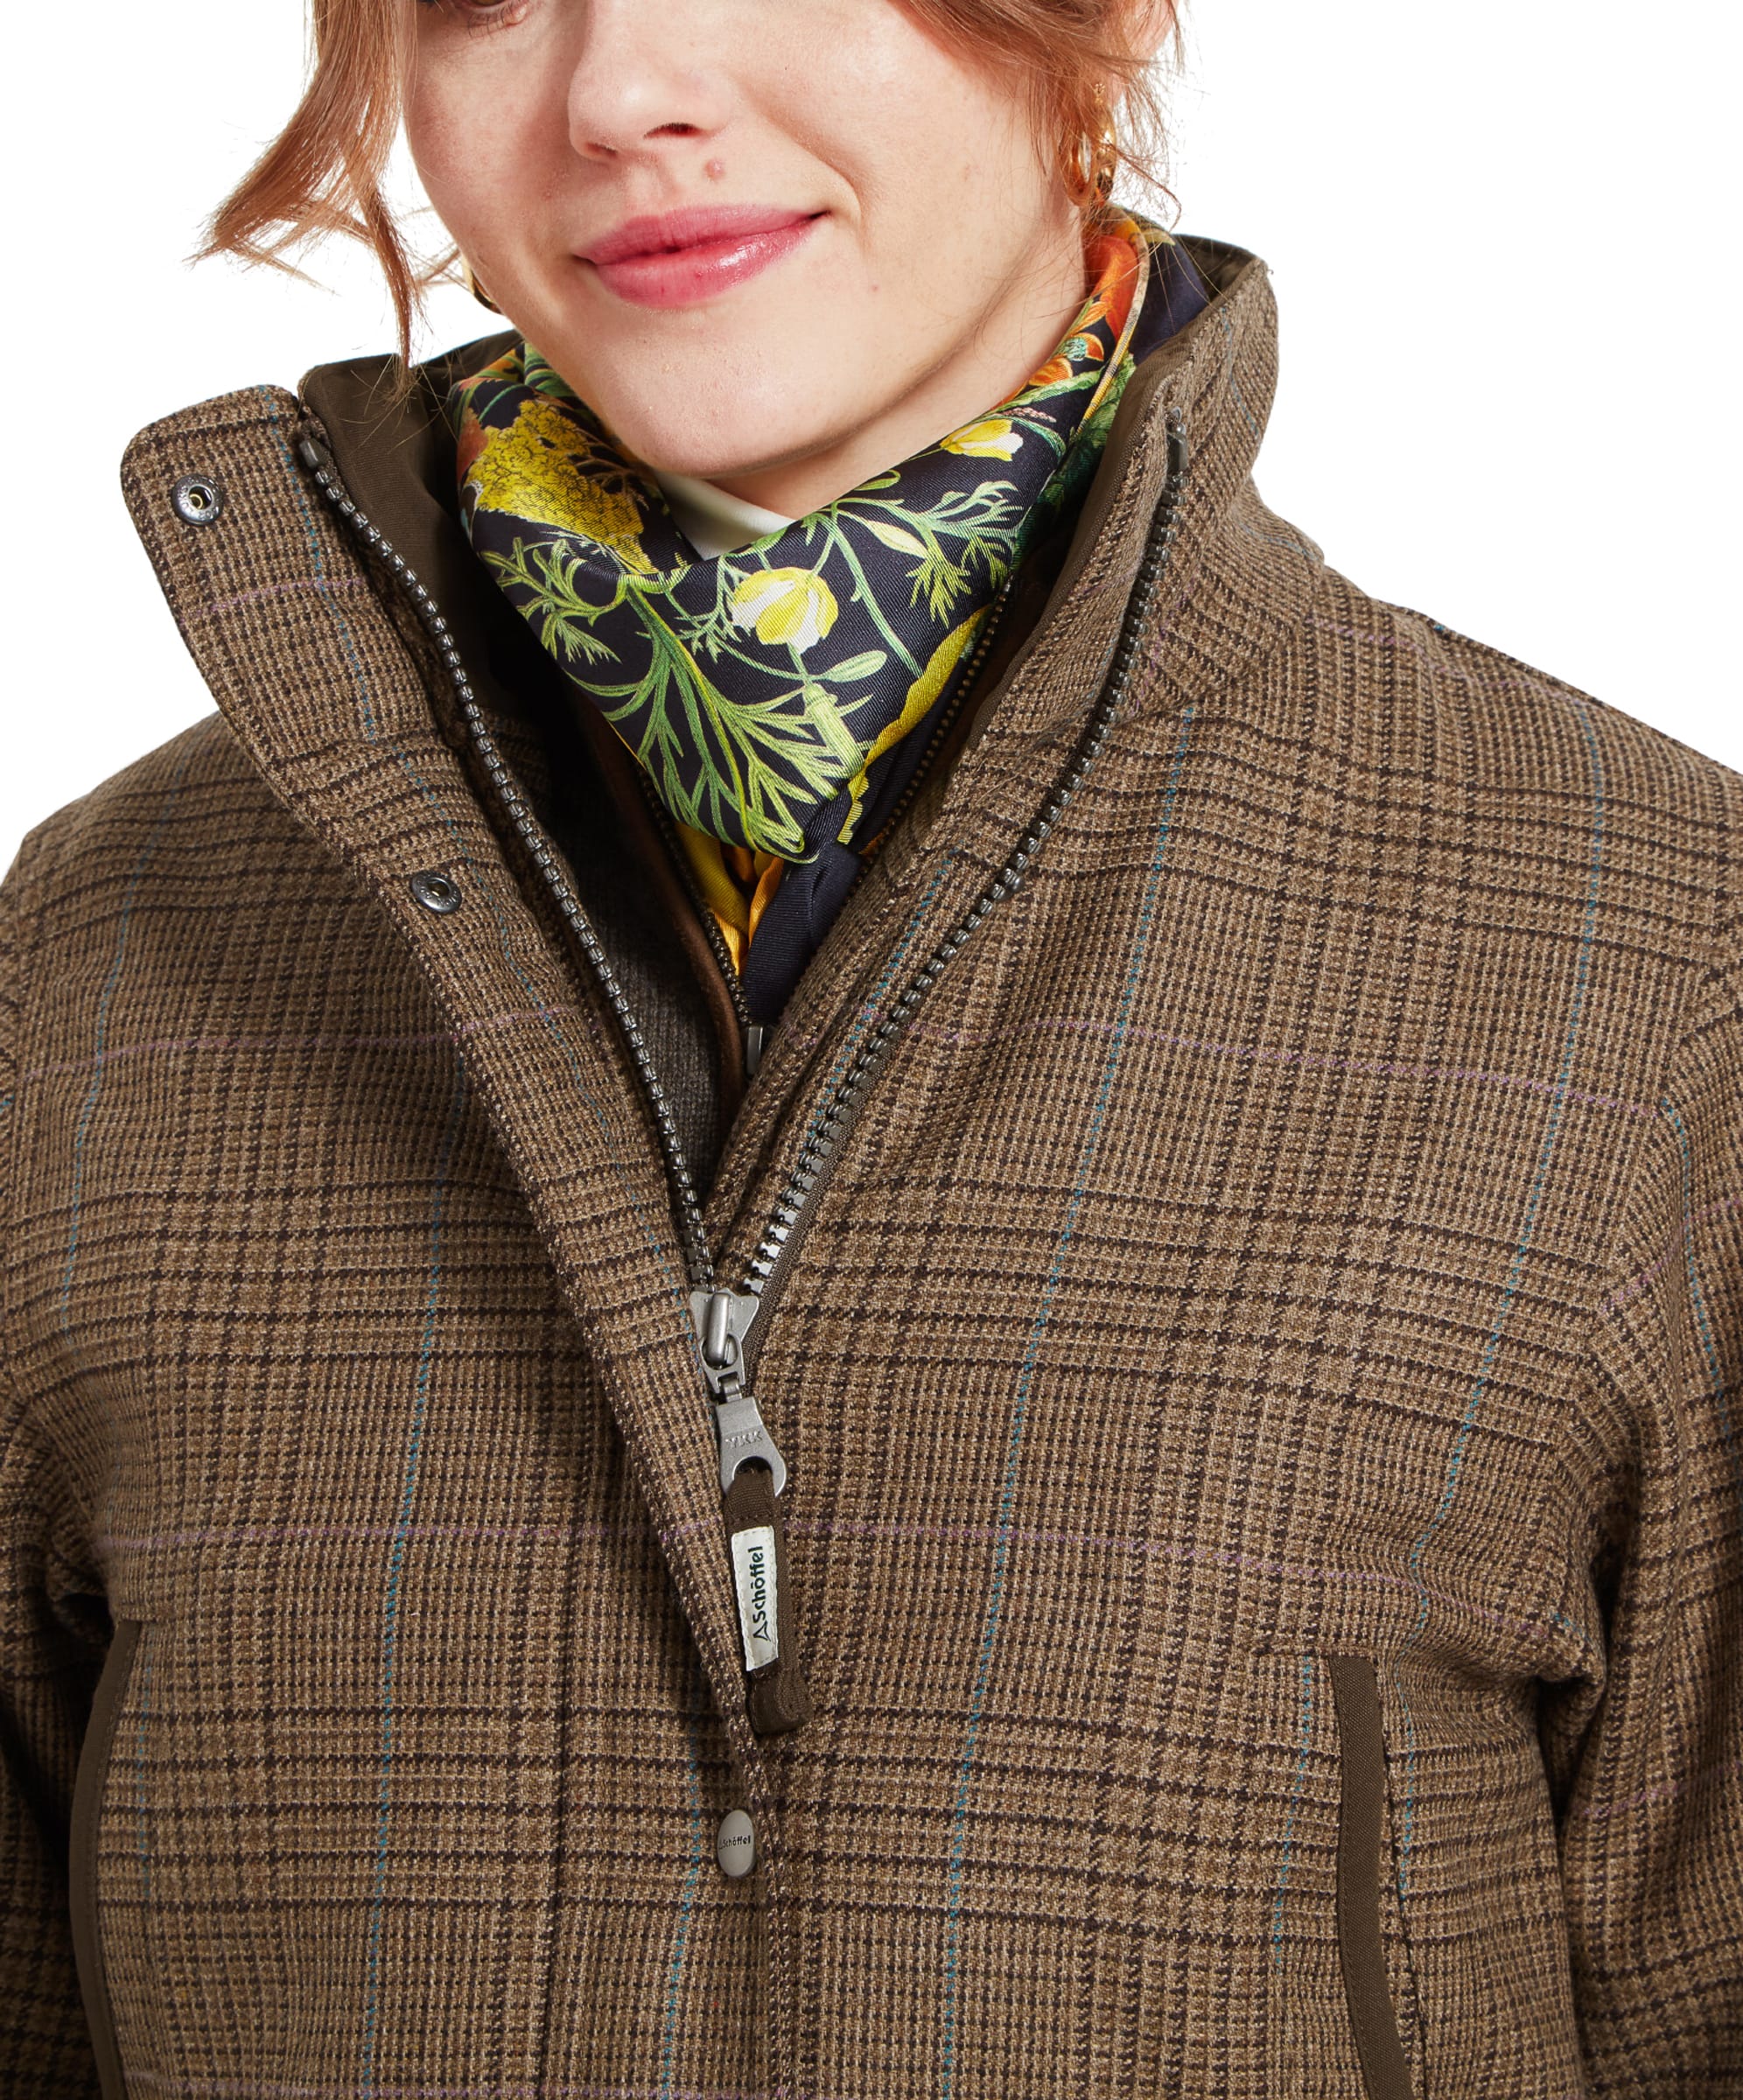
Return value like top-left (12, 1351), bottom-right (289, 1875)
top-left (731, 1524), bottom-right (780, 1670)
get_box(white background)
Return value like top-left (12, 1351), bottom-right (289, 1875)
top-left (3, 1), bottom-right (1737, 873)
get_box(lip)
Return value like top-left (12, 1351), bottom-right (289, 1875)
top-left (580, 205), bottom-right (822, 310)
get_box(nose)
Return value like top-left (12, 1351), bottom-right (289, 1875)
top-left (566, 0), bottom-right (734, 167)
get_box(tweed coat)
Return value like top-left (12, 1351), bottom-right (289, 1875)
top-left (3, 238), bottom-right (1740, 2099)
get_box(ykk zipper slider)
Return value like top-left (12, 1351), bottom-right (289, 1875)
top-left (690, 1287), bottom-right (812, 1736)
top-left (693, 1287), bottom-right (787, 1494)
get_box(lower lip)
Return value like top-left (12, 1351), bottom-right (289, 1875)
top-left (589, 217), bottom-right (821, 310)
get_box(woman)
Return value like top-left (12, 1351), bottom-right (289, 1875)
top-left (3, 0), bottom-right (1738, 2093)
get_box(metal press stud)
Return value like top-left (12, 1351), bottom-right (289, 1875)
top-left (408, 870), bottom-right (462, 914)
top-left (716, 1808), bottom-right (756, 1879)
top-left (172, 474), bottom-right (224, 527)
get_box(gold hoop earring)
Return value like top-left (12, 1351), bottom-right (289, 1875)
top-left (1059, 89), bottom-right (1119, 210)
top-left (460, 256), bottom-right (502, 315)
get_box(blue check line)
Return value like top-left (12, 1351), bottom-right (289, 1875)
top-left (939, 705), bottom-right (1194, 2096)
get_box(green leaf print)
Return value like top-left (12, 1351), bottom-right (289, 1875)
top-left (483, 539), bottom-right (625, 668)
top-left (595, 588), bottom-right (866, 860)
top-left (445, 207), bottom-right (1159, 872)
top-left (860, 519), bottom-right (929, 558)
top-left (817, 652), bottom-right (888, 683)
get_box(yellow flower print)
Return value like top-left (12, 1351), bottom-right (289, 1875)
top-left (836, 604), bottom-right (985, 845)
top-left (466, 398), bottom-right (654, 574)
top-left (729, 568), bottom-right (839, 653)
top-left (940, 417), bottom-right (1021, 460)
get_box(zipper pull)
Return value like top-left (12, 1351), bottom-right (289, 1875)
top-left (692, 1288), bottom-right (786, 1494)
top-left (743, 1023), bottom-right (766, 1080)
top-left (721, 1460), bottom-right (813, 1735)
top-left (690, 1287), bottom-right (811, 1735)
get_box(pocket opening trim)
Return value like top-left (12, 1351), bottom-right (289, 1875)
top-left (69, 1614), bottom-right (143, 2100)
top-left (1328, 1653), bottom-right (1413, 2100)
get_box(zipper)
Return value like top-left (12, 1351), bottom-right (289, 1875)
top-left (294, 408), bottom-right (1189, 1732)
top-left (859, 571), bottom-right (1014, 854)
top-left (633, 780), bottom-right (765, 1083)
top-left (295, 435), bottom-right (718, 1291)
top-left (724, 411), bottom-right (1191, 1370)
top-left (639, 571), bottom-right (1012, 1088)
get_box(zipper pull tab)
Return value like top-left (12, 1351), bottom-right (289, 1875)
top-left (691, 1288), bottom-right (787, 1495)
top-left (743, 1023), bottom-right (766, 1080)
top-left (722, 1460), bottom-right (814, 1736)
top-left (690, 1288), bottom-right (812, 1735)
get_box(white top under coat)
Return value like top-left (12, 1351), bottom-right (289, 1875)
top-left (652, 468), bottom-right (795, 559)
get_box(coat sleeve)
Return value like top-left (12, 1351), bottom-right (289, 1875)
top-left (1544, 906), bottom-right (1743, 2096)
top-left (0, 829), bottom-right (106, 2096)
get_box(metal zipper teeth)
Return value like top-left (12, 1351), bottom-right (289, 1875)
top-left (296, 437), bottom-right (718, 1292)
top-left (638, 785), bottom-right (755, 1028)
top-left (864, 572), bottom-right (1014, 851)
top-left (644, 571), bottom-right (1015, 1039)
top-left (737, 410), bottom-right (1190, 1324)
top-left (299, 406), bottom-right (1187, 1354)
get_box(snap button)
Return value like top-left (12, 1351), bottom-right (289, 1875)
top-left (172, 474), bottom-right (224, 527)
top-left (716, 1808), bottom-right (755, 1879)
top-left (408, 870), bottom-right (462, 915)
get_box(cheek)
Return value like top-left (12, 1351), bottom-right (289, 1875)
top-left (402, 60), bottom-right (546, 262)
top-left (800, 21), bottom-right (1046, 276)
top-left (402, 77), bottom-right (478, 244)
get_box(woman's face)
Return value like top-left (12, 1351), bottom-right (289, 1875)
top-left (405, 0), bottom-right (1099, 512)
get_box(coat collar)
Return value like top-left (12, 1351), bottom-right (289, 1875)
top-left (120, 233), bottom-right (1307, 850)
top-left (116, 232), bottom-right (1319, 1810)
top-left (289, 235), bottom-right (1311, 767)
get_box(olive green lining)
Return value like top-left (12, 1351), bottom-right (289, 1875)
top-left (1329, 1655), bottom-right (1413, 2100)
top-left (69, 1615), bottom-right (142, 2100)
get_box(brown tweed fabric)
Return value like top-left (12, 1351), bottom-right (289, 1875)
top-left (3, 241), bottom-right (1740, 2099)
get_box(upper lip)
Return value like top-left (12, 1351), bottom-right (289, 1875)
top-left (581, 205), bottom-right (816, 266)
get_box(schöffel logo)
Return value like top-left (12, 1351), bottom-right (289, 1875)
top-left (731, 1525), bottom-right (780, 1670)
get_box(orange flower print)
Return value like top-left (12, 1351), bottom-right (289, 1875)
top-left (454, 410), bottom-right (489, 483)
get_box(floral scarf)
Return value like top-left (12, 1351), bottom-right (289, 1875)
top-left (447, 209), bottom-right (1197, 1020)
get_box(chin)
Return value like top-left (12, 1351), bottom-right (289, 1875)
top-left (556, 318), bottom-right (855, 482)
top-left (609, 395), bottom-right (844, 485)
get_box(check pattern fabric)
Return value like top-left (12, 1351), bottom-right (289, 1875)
top-left (2, 241), bottom-right (1740, 2099)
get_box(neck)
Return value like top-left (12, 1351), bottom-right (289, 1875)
top-left (707, 204), bottom-right (1092, 517)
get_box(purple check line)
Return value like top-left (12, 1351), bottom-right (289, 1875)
top-left (130, 2078), bottom-right (784, 2099)
top-left (187, 575), bottom-right (372, 621)
top-left (1599, 1190), bottom-right (1743, 1316)
top-left (785, 1515), bottom-right (1581, 1652)
top-left (23, 999), bottom-right (1650, 1127)
top-left (903, 1011), bottom-right (1653, 1121)
top-left (1571, 1752), bottom-right (1743, 1823)
top-left (99, 1517), bottom-right (646, 1557)
top-left (21, 1004), bottom-right (595, 1086)
top-left (659, 1516), bottom-right (723, 1547)
top-left (1310, 613), bottom-right (1577, 703)
top-left (98, 1508), bottom-right (1579, 1652)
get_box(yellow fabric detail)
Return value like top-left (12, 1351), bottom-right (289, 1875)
top-left (940, 418), bottom-right (1021, 460)
top-left (675, 821), bottom-right (786, 976)
top-left (837, 605), bottom-right (990, 845)
top-left (727, 569), bottom-right (839, 651)
top-left (466, 398), bottom-right (655, 575)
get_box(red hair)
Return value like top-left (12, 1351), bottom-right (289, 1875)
top-left (203, 0), bottom-right (1178, 366)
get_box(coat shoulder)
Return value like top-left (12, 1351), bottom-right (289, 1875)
top-left (6, 712), bottom-right (309, 925)
top-left (1320, 567), bottom-right (1743, 828)
top-left (2, 714), bottom-right (353, 1105)
top-left (1306, 568), bottom-right (1743, 951)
